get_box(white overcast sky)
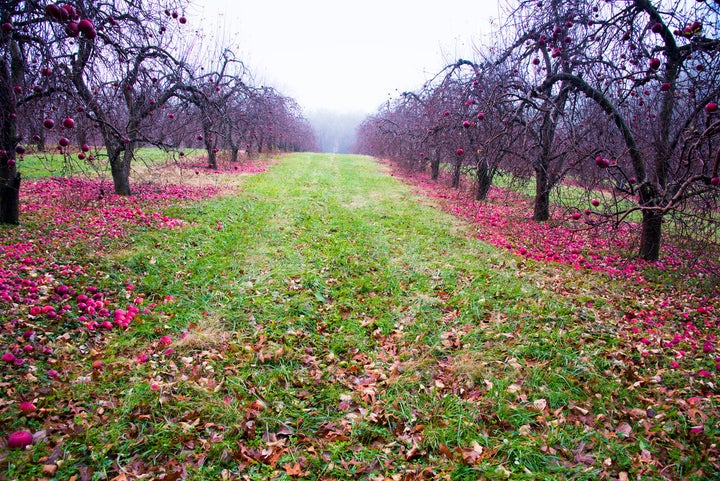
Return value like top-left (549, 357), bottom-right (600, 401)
top-left (190, 1), bottom-right (502, 115)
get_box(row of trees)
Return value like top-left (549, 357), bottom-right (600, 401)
top-left (355, 0), bottom-right (720, 262)
top-left (1, 0), bottom-right (316, 223)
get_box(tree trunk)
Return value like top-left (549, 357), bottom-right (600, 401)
top-left (0, 168), bottom-right (20, 224)
top-left (533, 166), bottom-right (550, 221)
top-left (451, 156), bottom-right (462, 188)
top-left (230, 148), bottom-right (239, 162)
top-left (109, 145), bottom-right (132, 195)
top-left (475, 157), bottom-right (492, 201)
top-left (639, 209), bottom-right (663, 261)
top-left (431, 150), bottom-right (440, 180)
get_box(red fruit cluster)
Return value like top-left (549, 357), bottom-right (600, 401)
top-left (595, 156), bottom-right (611, 168)
top-left (45, 4), bottom-right (96, 39)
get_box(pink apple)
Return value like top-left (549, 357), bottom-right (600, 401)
top-left (7, 431), bottom-right (33, 449)
top-left (62, 117), bottom-right (75, 128)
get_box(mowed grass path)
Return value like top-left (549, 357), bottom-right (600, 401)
top-left (21, 153), bottom-right (711, 480)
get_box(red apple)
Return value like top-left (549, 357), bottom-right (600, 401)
top-left (43, 119), bottom-right (55, 129)
top-left (591, 199), bottom-right (600, 207)
top-left (92, 360), bottom-right (104, 369)
top-left (1, 22), bottom-right (12, 32)
top-left (7, 431), bottom-right (33, 449)
top-left (41, 67), bottom-right (53, 77)
top-left (649, 57), bottom-right (661, 70)
top-left (62, 117), bottom-right (75, 128)
top-left (78, 19), bottom-right (94, 35)
top-left (571, 212), bottom-right (581, 220)
top-left (12, 85), bottom-right (22, 95)
top-left (456, 148), bottom-right (464, 156)
top-left (7, 158), bottom-right (16, 167)
top-left (45, 4), bottom-right (62, 19)
top-left (19, 401), bottom-right (36, 413)
top-left (65, 21), bottom-right (79, 37)
top-left (705, 102), bottom-right (718, 113)
top-left (651, 22), bottom-right (662, 33)
top-left (58, 137), bottom-right (70, 147)
top-left (77, 152), bottom-right (85, 160)
top-left (62, 4), bottom-right (77, 19)
top-left (197, 134), bottom-right (203, 141)
top-left (462, 120), bottom-right (471, 128)
top-left (179, 16), bottom-right (187, 24)
top-left (15, 145), bottom-right (26, 155)
top-left (81, 143), bottom-right (90, 152)
top-left (532, 57), bottom-right (540, 65)
top-left (711, 177), bottom-right (720, 186)
top-left (660, 82), bottom-right (671, 92)
top-left (477, 112), bottom-right (485, 121)
top-left (168, 113), bottom-right (174, 119)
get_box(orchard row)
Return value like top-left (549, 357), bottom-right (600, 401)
top-left (0, 0), bottom-right (317, 224)
top-left (355, 0), bottom-right (720, 264)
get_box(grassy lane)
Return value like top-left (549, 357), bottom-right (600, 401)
top-left (12, 153), bottom-right (712, 480)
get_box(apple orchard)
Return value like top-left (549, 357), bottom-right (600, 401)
top-left (1, 0), bottom-right (720, 480)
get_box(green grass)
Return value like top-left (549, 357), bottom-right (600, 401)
top-left (18, 147), bottom-right (197, 178)
top-left (2, 153), bottom-right (717, 480)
